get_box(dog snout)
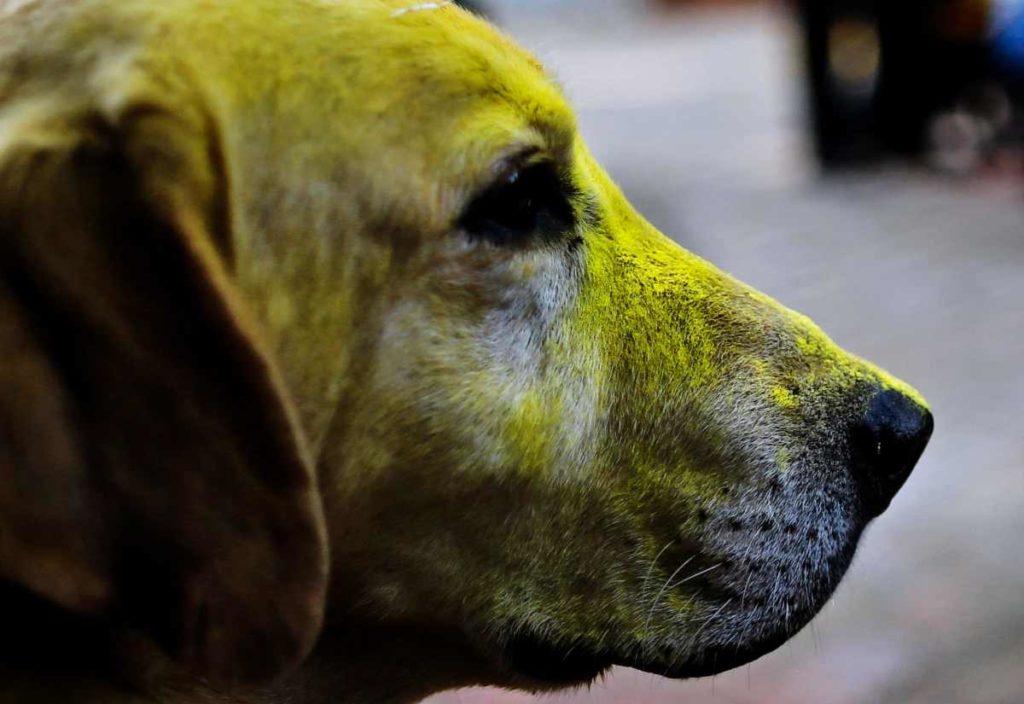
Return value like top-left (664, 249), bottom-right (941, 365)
top-left (850, 388), bottom-right (934, 518)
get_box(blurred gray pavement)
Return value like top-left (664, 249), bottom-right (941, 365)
top-left (428, 4), bottom-right (1024, 703)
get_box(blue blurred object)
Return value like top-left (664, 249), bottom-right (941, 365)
top-left (992, 0), bottom-right (1024, 72)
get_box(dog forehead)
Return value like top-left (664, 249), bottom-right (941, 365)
top-left (282, 0), bottom-right (572, 142)
top-left (197, 0), bottom-right (562, 113)
top-left (195, 0), bottom-right (575, 219)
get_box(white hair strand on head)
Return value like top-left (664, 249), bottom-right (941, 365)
top-left (391, 1), bottom-right (454, 18)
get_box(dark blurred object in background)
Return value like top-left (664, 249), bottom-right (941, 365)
top-left (798, 0), bottom-right (1024, 171)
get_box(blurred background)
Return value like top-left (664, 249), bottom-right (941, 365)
top-left (427, 0), bottom-right (1024, 703)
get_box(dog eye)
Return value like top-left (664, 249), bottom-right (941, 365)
top-left (460, 162), bottom-right (575, 245)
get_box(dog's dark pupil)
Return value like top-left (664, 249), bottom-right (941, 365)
top-left (461, 162), bottom-right (574, 245)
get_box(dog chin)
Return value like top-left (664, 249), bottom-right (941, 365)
top-left (500, 615), bottom-right (810, 688)
top-left (623, 628), bottom-right (798, 679)
top-left (499, 629), bottom-right (793, 687)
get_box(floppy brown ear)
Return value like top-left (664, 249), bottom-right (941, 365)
top-left (0, 109), bottom-right (328, 685)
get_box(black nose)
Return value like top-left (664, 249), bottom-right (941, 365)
top-left (851, 389), bottom-right (933, 518)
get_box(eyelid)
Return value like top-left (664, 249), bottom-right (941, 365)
top-left (489, 146), bottom-right (546, 187)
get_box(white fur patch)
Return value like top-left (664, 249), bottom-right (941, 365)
top-left (0, 0), bottom-right (39, 15)
top-left (391, 2), bottom-right (453, 18)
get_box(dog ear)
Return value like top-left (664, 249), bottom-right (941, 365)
top-left (0, 110), bottom-right (328, 685)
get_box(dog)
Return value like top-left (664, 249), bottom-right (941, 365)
top-left (0, 0), bottom-right (933, 702)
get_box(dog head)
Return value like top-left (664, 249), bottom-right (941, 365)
top-left (0, 0), bottom-right (931, 698)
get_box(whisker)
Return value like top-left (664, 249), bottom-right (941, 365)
top-left (739, 569), bottom-right (755, 613)
top-left (667, 562), bottom-right (722, 591)
top-left (642, 555), bottom-right (695, 636)
top-left (641, 539), bottom-right (676, 598)
top-left (694, 597), bottom-right (733, 640)
top-left (661, 594), bottom-right (731, 675)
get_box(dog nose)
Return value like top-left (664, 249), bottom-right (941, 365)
top-left (851, 389), bottom-right (933, 518)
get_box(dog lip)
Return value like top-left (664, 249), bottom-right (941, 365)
top-left (502, 620), bottom-right (794, 685)
top-left (615, 629), bottom-right (794, 680)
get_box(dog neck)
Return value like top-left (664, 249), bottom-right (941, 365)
top-left (0, 582), bottom-right (481, 704)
